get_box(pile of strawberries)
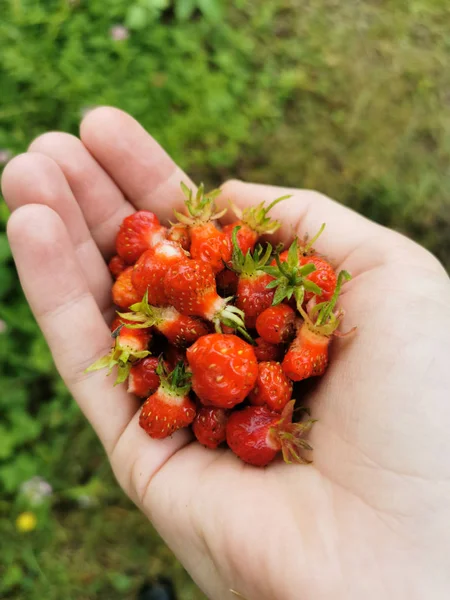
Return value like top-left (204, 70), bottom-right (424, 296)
top-left (89, 184), bottom-right (353, 467)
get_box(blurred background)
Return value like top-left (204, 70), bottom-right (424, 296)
top-left (0, 0), bottom-right (449, 598)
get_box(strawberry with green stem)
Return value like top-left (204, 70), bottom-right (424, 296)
top-left (282, 270), bottom-right (354, 381)
top-left (230, 227), bottom-right (277, 329)
top-left (164, 257), bottom-right (249, 337)
top-left (226, 401), bottom-right (315, 467)
top-left (263, 238), bottom-right (322, 308)
top-left (118, 290), bottom-right (209, 348)
top-left (174, 183), bottom-right (231, 274)
top-left (222, 195), bottom-right (290, 256)
top-left (86, 319), bottom-right (151, 384)
top-left (278, 224), bottom-right (337, 303)
top-left (139, 360), bottom-right (196, 439)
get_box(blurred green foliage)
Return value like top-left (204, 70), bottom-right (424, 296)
top-left (0, 0), bottom-right (449, 597)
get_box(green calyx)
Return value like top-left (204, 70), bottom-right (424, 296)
top-left (230, 194), bottom-right (291, 235)
top-left (174, 182), bottom-right (226, 226)
top-left (298, 223), bottom-right (326, 256)
top-left (157, 359), bottom-right (191, 397)
top-left (117, 290), bottom-right (163, 329)
top-left (230, 226), bottom-right (273, 277)
top-left (213, 299), bottom-right (254, 344)
top-left (262, 239), bottom-right (321, 306)
top-left (299, 270), bottom-right (353, 337)
top-left (85, 340), bottom-right (150, 385)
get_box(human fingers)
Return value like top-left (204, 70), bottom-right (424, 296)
top-left (2, 154), bottom-right (112, 313)
top-left (80, 107), bottom-right (194, 223)
top-left (28, 132), bottom-right (134, 257)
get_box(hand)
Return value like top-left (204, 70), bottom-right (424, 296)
top-left (3, 108), bottom-right (450, 600)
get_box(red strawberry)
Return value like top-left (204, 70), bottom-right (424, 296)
top-left (119, 291), bottom-right (210, 347)
top-left (109, 255), bottom-right (127, 279)
top-left (86, 320), bottom-right (151, 384)
top-left (186, 334), bottom-right (258, 408)
top-left (164, 258), bottom-right (246, 333)
top-left (165, 345), bottom-right (187, 370)
top-left (167, 222), bottom-right (190, 251)
top-left (116, 210), bottom-right (167, 264)
top-left (174, 183), bottom-right (231, 274)
top-left (248, 361), bottom-right (293, 412)
top-left (230, 228), bottom-right (275, 329)
top-left (282, 270), bottom-right (354, 381)
top-left (216, 267), bottom-right (239, 297)
top-left (132, 240), bottom-right (187, 305)
top-left (192, 406), bottom-right (229, 449)
top-left (255, 304), bottom-right (296, 344)
top-left (300, 255), bottom-right (337, 303)
top-left (139, 361), bottom-right (196, 439)
top-left (128, 357), bottom-right (160, 398)
top-left (253, 337), bottom-right (283, 362)
top-left (222, 194), bottom-right (289, 255)
top-left (226, 401), bottom-right (315, 467)
top-left (112, 267), bottom-right (142, 309)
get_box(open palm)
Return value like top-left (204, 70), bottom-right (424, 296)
top-left (3, 108), bottom-right (450, 600)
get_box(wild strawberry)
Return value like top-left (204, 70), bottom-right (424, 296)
top-left (277, 225), bottom-right (337, 303)
top-left (112, 267), bottom-right (143, 310)
top-left (248, 361), bottom-right (293, 413)
top-left (192, 406), bottom-right (229, 449)
top-left (86, 320), bottom-right (151, 384)
top-left (139, 361), bottom-right (196, 439)
top-left (216, 267), bottom-right (239, 297)
top-left (109, 255), bottom-right (127, 279)
top-left (282, 270), bottom-right (354, 381)
top-left (167, 222), bottom-right (190, 251)
top-left (174, 183), bottom-right (231, 274)
top-left (164, 258), bottom-right (247, 334)
top-left (255, 304), bottom-right (296, 344)
top-left (116, 210), bottom-right (167, 264)
top-left (300, 255), bottom-right (337, 303)
top-left (226, 401), bottom-right (315, 467)
top-left (264, 239), bottom-right (321, 308)
top-left (253, 337), bottom-right (283, 362)
top-left (222, 194), bottom-right (290, 255)
top-left (187, 334), bottom-right (258, 408)
top-left (132, 240), bottom-right (187, 305)
top-left (119, 291), bottom-right (209, 347)
top-left (128, 357), bottom-right (160, 398)
top-left (230, 228), bottom-right (275, 329)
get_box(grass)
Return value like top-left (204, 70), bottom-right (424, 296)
top-left (0, 0), bottom-right (449, 597)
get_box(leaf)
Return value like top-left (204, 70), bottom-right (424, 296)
top-left (175, 0), bottom-right (196, 21)
top-left (126, 5), bottom-right (149, 30)
top-left (197, 0), bottom-right (222, 22)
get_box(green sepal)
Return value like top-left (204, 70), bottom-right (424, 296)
top-left (230, 226), bottom-right (273, 276)
top-left (174, 182), bottom-right (226, 225)
top-left (157, 359), bottom-right (191, 397)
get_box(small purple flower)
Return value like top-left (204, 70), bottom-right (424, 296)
top-left (0, 149), bottom-right (12, 166)
top-left (20, 476), bottom-right (53, 505)
top-left (110, 25), bottom-right (130, 42)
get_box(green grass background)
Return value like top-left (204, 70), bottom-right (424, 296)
top-left (0, 0), bottom-right (449, 597)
